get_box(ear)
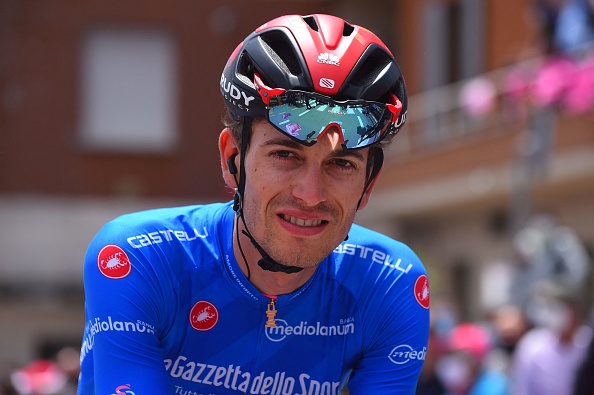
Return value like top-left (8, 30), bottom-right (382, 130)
top-left (219, 128), bottom-right (240, 189)
top-left (357, 168), bottom-right (382, 211)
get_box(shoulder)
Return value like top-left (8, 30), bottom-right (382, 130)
top-left (331, 223), bottom-right (430, 313)
top-left (84, 202), bottom-right (233, 277)
top-left (91, 202), bottom-right (232, 246)
top-left (331, 225), bottom-right (430, 392)
top-left (333, 223), bottom-right (425, 280)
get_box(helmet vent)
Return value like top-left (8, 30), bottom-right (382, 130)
top-left (302, 15), bottom-right (319, 31)
top-left (349, 49), bottom-right (391, 87)
top-left (342, 22), bottom-right (354, 36)
top-left (235, 52), bottom-right (255, 88)
top-left (260, 32), bottom-right (303, 76)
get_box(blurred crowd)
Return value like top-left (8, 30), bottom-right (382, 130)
top-left (411, 0), bottom-right (594, 381)
top-left (417, 212), bottom-right (593, 395)
top-left (417, 289), bottom-right (593, 395)
top-left (459, 0), bottom-right (594, 122)
top-left (437, 7), bottom-right (594, 393)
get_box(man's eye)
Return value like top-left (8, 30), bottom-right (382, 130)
top-left (333, 158), bottom-right (355, 168)
top-left (272, 150), bottom-right (294, 159)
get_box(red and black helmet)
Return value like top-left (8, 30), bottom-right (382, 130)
top-left (220, 14), bottom-right (408, 138)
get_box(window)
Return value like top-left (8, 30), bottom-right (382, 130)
top-left (422, 0), bottom-right (486, 89)
top-left (419, 0), bottom-right (487, 146)
top-left (79, 28), bottom-right (178, 153)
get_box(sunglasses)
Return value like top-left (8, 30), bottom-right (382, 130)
top-left (254, 73), bottom-right (402, 150)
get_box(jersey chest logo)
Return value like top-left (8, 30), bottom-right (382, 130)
top-left (190, 300), bottom-right (219, 331)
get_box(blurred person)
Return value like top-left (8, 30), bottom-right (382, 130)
top-left (76, 13), bottom-right (430, 395)
top-left (509, 213), bottom-right (590, 325)
top-left (488, 304), bottom-right (530, 358)
top-left (510, 285), bottom-right (593, 395)
top-left (573, 331), bottom-right (594, 395)
top-left (502, 0), bottom-right (594, 127)
top-left (9, 359), bottom-right (67, 395)
top-left (552, 0), bottom-right (594, 53)
top-left (436, 323), bottom-right (509, 395)
top-left (54, 348), bottom-right (78, 395)
top-left (532, 0), bottom-right (594, 54)
top-left (572, 306), bottom-right (594, 395)
top-left (532, 0), bottom-right (567, 54)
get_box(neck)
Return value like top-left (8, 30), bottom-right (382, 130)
top-left (232, 220), bottom-right (316, 296)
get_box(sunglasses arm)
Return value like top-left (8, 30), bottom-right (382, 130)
top-left (254, 73), bottom-right (286, 105)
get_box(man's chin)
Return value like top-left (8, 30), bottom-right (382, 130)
top-left (269, 251), bottom-right (329, 270)
top-left (264, 233), bottom-right (342, 269)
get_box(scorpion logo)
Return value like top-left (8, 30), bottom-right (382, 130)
top-left (100, 251), bottom-right (126, 270)
top-left (192, 306), bottom-right (215, 323)
top-left (189, 301), bottom-right (219, 331)
top-left (97, 245), bottom-right (131, 279)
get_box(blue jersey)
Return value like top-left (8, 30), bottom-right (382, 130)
top-left (78, 202), bottom-right (430, 395)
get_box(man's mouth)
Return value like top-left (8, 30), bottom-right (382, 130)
top-left (281, 214), bottom-right (324, 227)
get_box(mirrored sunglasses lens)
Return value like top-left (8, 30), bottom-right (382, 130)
top-left (268, 96), bottom-right (388, 149)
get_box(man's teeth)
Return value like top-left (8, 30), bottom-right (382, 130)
top-left (282, 215), bottom-right (322, 227)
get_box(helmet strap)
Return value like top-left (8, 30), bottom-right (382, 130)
top-left (357, 147), bottom-right (383, 210)
top-left (232, 117), bottom-right (304, 275)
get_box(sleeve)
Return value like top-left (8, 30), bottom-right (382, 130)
top-left (347, 246), bottom-right (431, 395)
top-left (77, 217), bottom-right (177, 395)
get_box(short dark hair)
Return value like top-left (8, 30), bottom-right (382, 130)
top-left (221, 112), bottom-right (252, 150)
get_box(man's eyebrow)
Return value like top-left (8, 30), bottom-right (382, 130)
top-left (260, 137), bottom-right (304, 150)
top-left (260, 137), bottom-right (368, 162)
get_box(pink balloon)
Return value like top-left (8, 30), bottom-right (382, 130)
top-left (459, 77), bottom-right (497, 118)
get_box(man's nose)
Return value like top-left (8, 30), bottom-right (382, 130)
top-left (290, 161), bottom-right (328, 207)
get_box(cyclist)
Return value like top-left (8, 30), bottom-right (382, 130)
top-left (78, 13), bottom-right (430, 395)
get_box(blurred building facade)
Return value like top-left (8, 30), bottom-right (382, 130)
top-left (1, 0), bottom-right (592, 369)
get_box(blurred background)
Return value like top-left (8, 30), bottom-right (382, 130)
top-left (0, 0), bottom-right (593, 394)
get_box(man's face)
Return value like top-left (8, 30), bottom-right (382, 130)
top-left (240, 120), bottom-right (373, 269)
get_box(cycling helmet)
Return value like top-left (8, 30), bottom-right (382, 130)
top-left (220, 13), bottom-right (408, 141)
